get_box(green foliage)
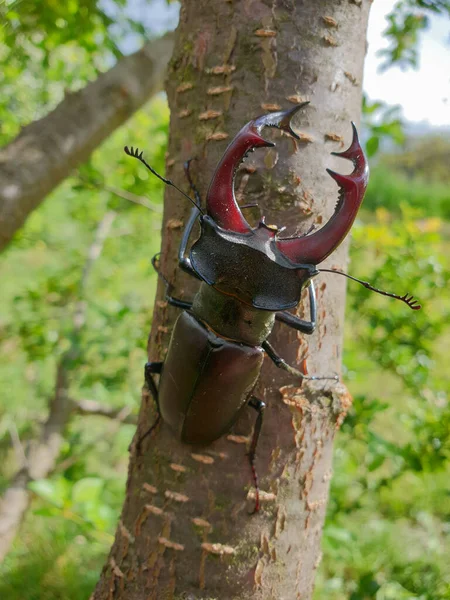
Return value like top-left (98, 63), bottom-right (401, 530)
top-left (1, 99), bottom-right (168, 418)
top-left (380, 134), bottom-right (450, 184)
top-left (29, 475), bottom-right (120, 532)
top-left (0, 0), bottom-right (156, 62)
top-left (379, 0), bottom-right (450, 71)
top-left (362, 96), bottom-right (405, 158)
top-left (349, 209), bottom-right (448, 392)
top-left (0, 0), bottom-right (157, 141)
top-left (0, 96), bottom-right (168, 598)
top-left (363, 164), bottom-right (450, 218)
top-left (0, 518), bottom-right (108, 600)
top-left (315, 208), bottom-right (450, 600)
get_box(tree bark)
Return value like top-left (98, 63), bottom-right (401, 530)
top-left (94, 1), bottom-right (370, 598)
top-left (0, 34), bottom-right (173, 252)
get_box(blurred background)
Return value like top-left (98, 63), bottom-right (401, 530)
top-left (0, 1), bottom-right (449, 598)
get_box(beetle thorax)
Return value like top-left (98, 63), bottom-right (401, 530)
top-left (191, 283), bottom-right (275, 346)
top-left (190, 216), bottom-right (312, 311)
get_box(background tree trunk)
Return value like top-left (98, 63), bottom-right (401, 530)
top-left (94, 1), bottom-right (370, 598)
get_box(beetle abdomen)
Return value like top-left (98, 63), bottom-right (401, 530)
top-left (158, 311), bottom-right (264, 445)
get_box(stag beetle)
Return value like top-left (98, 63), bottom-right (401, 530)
top-left (125, 103), bottom-right (420, 511)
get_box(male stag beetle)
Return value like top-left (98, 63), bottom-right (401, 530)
top-left (125, 103), bottom-right (420, 512)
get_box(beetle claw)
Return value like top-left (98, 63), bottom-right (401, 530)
top-left (124, 145), bottom-right (144, 160)
top-left (400, 293), bottom-right (422, 310)
top-left (276, 122), bottom-right (369, 265)
top-left (205, 104), bottom-right (310, 233)
top-left (253, 102), bottom-right (310, 140)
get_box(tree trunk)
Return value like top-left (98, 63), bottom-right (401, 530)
top-left (94, 1), bottom-right (370, 598)
top-left (0, 34), bottom-right (173, 252)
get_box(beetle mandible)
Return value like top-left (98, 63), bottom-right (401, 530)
top-left (125, 103), bottom-right (420, 511)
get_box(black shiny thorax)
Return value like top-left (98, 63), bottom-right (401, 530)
top-left (190, 216), bottom-right (313, 311)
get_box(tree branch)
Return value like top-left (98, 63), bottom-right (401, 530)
top-left (56, 403), bottom-right (136, 474)
top-left (0, 33), bottom-right (173, 252)
top-left (77, 174), bottom-right (163, 212)
top-left (0, 211), bottom-right (116, 562)
top-left (72, 399), bottom-right (137, 425)
top-left (0, 364), bottom-right (73, 562)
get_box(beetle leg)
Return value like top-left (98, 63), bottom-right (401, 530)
top-left (136, 361), bottom-right (163, 453)
top-left (248, 396), bottom-right (266, 514)
top-left (158, 282), bottom-right (193, 309)
top-left (275, 281), bottom-right (317, 335)
top-left (178, 159), bottom-right (204, 279)
top-left (178, 208), bottom-right (202, 279)
top-left (167, 297), bottom-right (192, 310)
top-left (151, 253), bottom-right (193, 310)
top-left (144, 361), bottom-right (162, 402)
top-left (262, 340), bottom-right (338, 381)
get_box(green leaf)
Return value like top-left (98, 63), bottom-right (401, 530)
top-left (32, 507), bottom-right (58, 517)
top-left (28, 478), bottom-right (70, 507)
top-left (366, 136), bottom-right (380, 157)
top-left (71, 477), bottom-right (104, 504)
top-left (324, 525), bottom-right (354, 544)
top-left (367, 453), bottom-right (386, 472)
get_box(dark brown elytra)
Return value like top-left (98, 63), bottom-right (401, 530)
top-left (124, 104), bottom-right (420, 511)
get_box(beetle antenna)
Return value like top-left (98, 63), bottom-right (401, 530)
top-left (124, 146), bottom-right (204, 214)
top-left (184, 159), bottom-right (202, 209)
top-left (319, 269), bottom-right (421, 310)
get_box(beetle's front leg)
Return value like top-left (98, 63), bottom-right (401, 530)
top-left (178, 207), bottom-right (202, 279)
top-left (178, 159), bottom-right (203, 279)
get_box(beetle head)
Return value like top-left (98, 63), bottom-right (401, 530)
top-left (190, 105), bottom-right (368, 310)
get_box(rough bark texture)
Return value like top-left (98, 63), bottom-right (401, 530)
top-left (0, 34), bottom-right (173, 252)
top-left (94, 1), bottom-right (370, 598)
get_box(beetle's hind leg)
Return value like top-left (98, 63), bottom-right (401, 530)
top-left (135, 361), bottom-right (163, 453)
top-left (262, 340), bottom-right (338, 381)
top-left (248, 396), bottom-right (266, 513)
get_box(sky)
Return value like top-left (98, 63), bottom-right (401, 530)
top-left (365, 0), bottom-right (450, 127)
